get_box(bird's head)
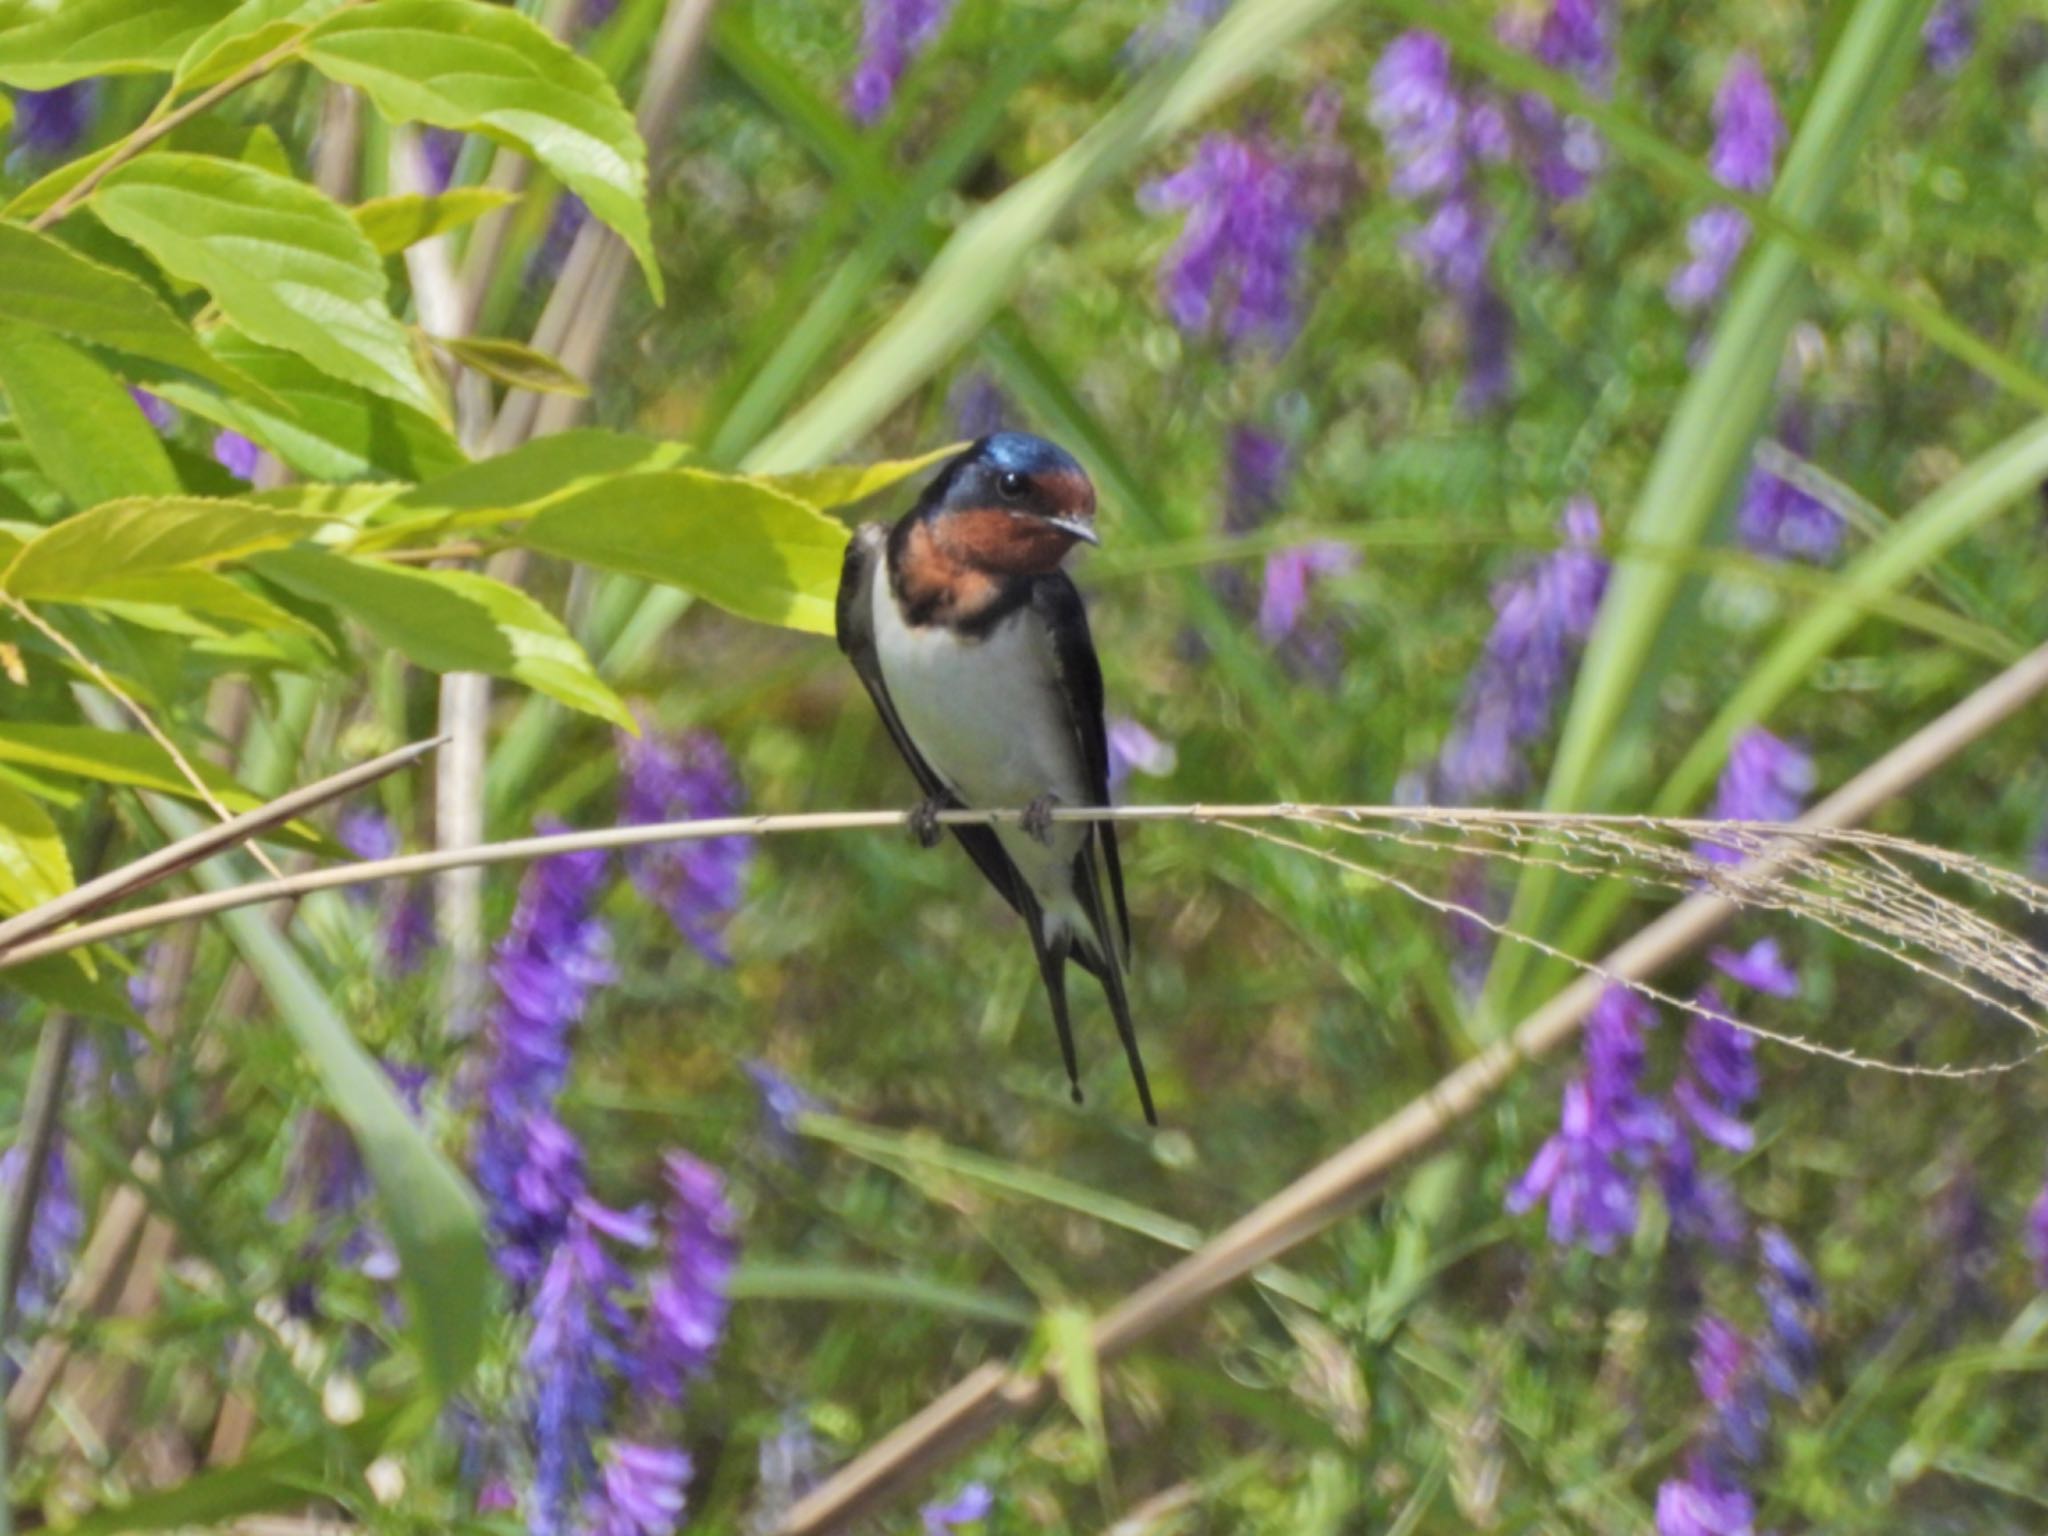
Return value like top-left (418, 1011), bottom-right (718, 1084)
top-left (918, 432), bottom-right (1099, 576)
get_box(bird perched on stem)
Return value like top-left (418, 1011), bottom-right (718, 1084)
top-left (836, 433), bottom-right (1155, 1124)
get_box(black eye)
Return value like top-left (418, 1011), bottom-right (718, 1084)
top-left (996, 471), bottom-right (1028, 501)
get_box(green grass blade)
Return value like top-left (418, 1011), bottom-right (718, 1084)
top-left (1485, 0), bottom-right (1933, 1016)
top-left (731, 1260), bottom-right (1035, 1328)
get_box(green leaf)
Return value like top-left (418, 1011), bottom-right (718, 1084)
top-left (0, 721), bottom-right (282, 813)
top-left (74, 568), bottom-right (331, 646)
top-left (162, 797), bottom-right (484, 1400)
top-left (0, 777), bottom-right (73, 916)
top-left (0, 223), bottom-right (256, 397)
top-left (352, 185), bottom-right (518, 254)
top-left (729, 1261), bottom-right (1034, 1328)
top-left (759, 443), bottom-right (961, 511)
top-left (0, 322), bottom-right (180, 507)
top-left (518, 469), bottom-right (847, 635)
top-left (438, 334), bottom-right (587, 396)
top-left (2, 497), bottom-right (330, 600)
top-left (172, 0), bottom-right (348, 90)
top-left (348, 428), bottom-right (685, 549)
top-left (251, 547), bottom-right (633, 726)
top-left (91, 154), bottom-right (442, 419)
top-left (146, 330), bottom-right (465, 483)
top-left (0, 0), bottom-right (239, 88)
top-left (1043, 1305), bottom-right (1107, 1472)
top-left (303, 0), bottom-right (660, 298)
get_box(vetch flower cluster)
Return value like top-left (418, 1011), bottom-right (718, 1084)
top-left (846, 0), bottom-right (956, 125)
top-left (1698, 728), bottom-right (1814, 865)
top-left (617, 724), bottom-right (753, 966)
top-left (1435, 498), bottom-right (1607, 801)
top-left (10, 82), bottom-right (100, 157)
top-left (1736, 425), bottom-right (1844, 565)
top-left (1922, 0), bottom-right (1978, 75)
top-left (0, 1137), bottom-right (81, 1328)
top-left (1499, 0), bottom-right (1614, 203)
top-left (1668, 54), bottom-right (1784, 312)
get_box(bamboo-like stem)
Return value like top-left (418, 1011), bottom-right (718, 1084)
top-left (768, 638), bottom-right (2048, 1535)
top-left (0, 736), bottom-right (444, 962)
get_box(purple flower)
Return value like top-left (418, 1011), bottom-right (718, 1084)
top-left (587, 1442), bottom-right (691, 1536)
top-left (1124, 0), bottom-right (1231, 63)
top-left (473, 836), bottom-right (615, 1286)
top-left (947, 372), bottom-right (1010, 438)
top-left (1923, 0), bottom-right (1977, 75)
top-left (618, 724), bottom-right (752, 966)
top-left (1698, 728), bottom-right (1814, 864)
top-left (1655, 1453), bottom-right (1756, 1536)
top-left (129, 386), bottom-right (179, 434)
top-left (745, 1060), bottom-right (824, 1152)
top-left (846, 0), bottom-right (955, 124)
top-left (1106, 717), bottom-right (1177, 793)
top-left (1669, 55), bottom-right (1785, 311)
top-left (1141, 120), bottom-right (1344, 350)
top-left (1737, 420), bottom-right (1843, 564)
top-left (1658, 1131), bottom-right (1748, 1253)
top-left (527, 1205), bottom-right (646, 1536)
top-left (1694, 1317), bottom-right (1771, 1465)
top-left (1436, 499), bottom-right (1607, 800)
top-left (636, 1152), bottom-right (738, 1404)
top-left (1257, 542), bottom-right (1356, 644)
top-left (12, 82), bottom-right (101, 156)
top-left (421, 128), bottom-right (463, 193)
top-left (1224, 427), bottom-right (1289, 535)
top-left (338, 809), bottom-right (431, 973)
top-left (1758, 1226), bottom-right (1822, 1395)
top-left (1674, 990), bottom-right (1757, 1152)
top-left (921, 1482), bottom-right (994, 1534)
top-left (1, 1138), bottom-right (81, 1324)
top-left (1500, 0), bottom-right (1614, 202)
top-left (531, 194), bottom-right (589, 282)
top-left (2027, 1173), bottom-right (2048, 1289)
top-left (213, 430), bottom-right (261, 482)
top-left (1710, 939), bottom-right (1799, 998)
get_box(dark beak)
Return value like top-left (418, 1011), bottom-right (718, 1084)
top-left (1043, 513), bottom-right (1100, 546)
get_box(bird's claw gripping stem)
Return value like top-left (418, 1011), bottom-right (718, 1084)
top-left (1022, 793), bottom-right (1059, 847)
top-left (909, 797), bottom-right (946, 849)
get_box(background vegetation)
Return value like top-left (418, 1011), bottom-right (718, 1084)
top-left (1, 0), bottom-right (2047, 1532)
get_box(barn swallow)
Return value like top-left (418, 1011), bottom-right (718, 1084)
top-left (836, 433), bottom-right (1155, 1125)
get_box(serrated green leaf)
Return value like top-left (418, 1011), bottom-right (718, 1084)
top-left (347, 428), bottom-right (684, 549)
top-left (0, 777), bottom-right (73, 916)
top-left (251, 547), bottom-right (632, 726)
top-left (92, 154), bottom-right (442, 419)
top-left (0, 223), bottom-right (257, 397)
top-left (438, 334), bottom-right (587, 396)
top-left (0, 0), bottom-right (239, 88)
top-left (146, 330), bottom-right (465, 483)
top-left (353, 185), bottom-right (517, 254)
top-left (172, 0), bottom-right (347, 90)
top-left (759, 442), bottom-right (961, 511)
top-left (74, 568), bottom-right (330, 646)
top-left (0, 322), bottom-right (180, 507)
top-left (0, 723), bottom-right (297, 831)
top-left (518, 469), bottom-right (847, 634)
top-left (2, 497), bottom-right (330, 599)
top-left (303, 0), bottom-right (660, 298)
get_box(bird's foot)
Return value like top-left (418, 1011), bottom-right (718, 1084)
top-left (908, 796), bottom-right (946, 849)
top-left (1022, 793), bottom-right (1060, 847)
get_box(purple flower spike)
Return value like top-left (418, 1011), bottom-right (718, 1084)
top-left (1923, 0), bottom-right (1977, 75)
top-left (1669, 54), bottom-right (1784, 312)
top-left (2026, 1173), bottom-right (2048, 1290)
top-left (1224, 426), bottom-right (1289, 535)
top-left (1501, 0), bottom-right (1614, 202)
top-left (1698, 728), bottom-right (1814, 865)
top-left (1692, 1315), bottom-right (1748, 1408)
top-left (1758, 1225), bottom-right (1822, 1395)
top-left (1436, 499), bottom-right (1607, 800)
top-left (637, 1152), bottom-right (738, 1403)
top-left (12, 82), bottom-right (101, 156)
top-left (1, 1138), bottom-right (82, 1324)
top-left (846, 0), bottom-right (956, 125)
top-left (1106, 717), bottom-right (1178, 793)
top-left (528, 1206), bottom-right (642, 1536)
top-left (1675, 991), bottom-right (1757, 1152)
top-left (213, 430), bottom-right (261, 482)
top-left (1655, 1453), bottom-right (1756, 1536)
top-left (588, 1442), bottom-right (691, 1536)
top-left (618, 724), bottom-right (753, 965)
top-left (1710, 938), bottom-right (1799, 998)
top-left (1506, 1077), bottom-right (1640, 1252)
top-left (1737, 425), bottom-right (1844, 565)
top-left (921, 1482), bottom-right (994, 1534)
top-left (129, 386), bottom-right (179, 434)
top-left (1257, 541), bottom-right (1356, 644)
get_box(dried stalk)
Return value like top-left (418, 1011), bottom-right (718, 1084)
top-left (768, 638), bottom-right (2048, 1534)
top-left (0, 737), bottom-right (444, 962)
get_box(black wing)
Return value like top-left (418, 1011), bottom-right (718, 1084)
top-left (1030, 573), bottom-right (1131, 967)
top-left (836, 523), bottom-right (1028, 920)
